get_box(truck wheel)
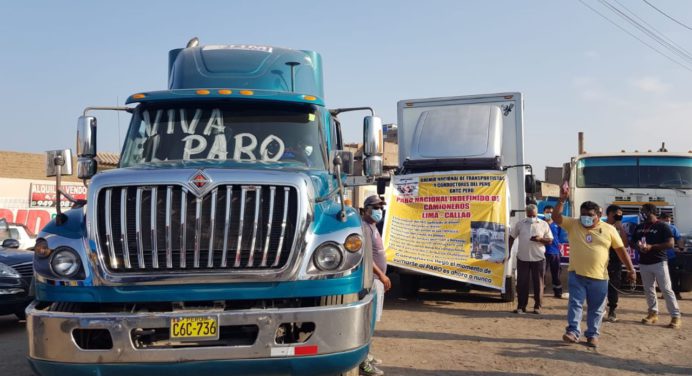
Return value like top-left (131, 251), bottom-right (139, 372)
top-left (500, 275), bottom-right (516, 302)
top-left (399, 273), bottom-right (420, 298)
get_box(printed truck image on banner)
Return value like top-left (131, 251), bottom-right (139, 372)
top-left (383, 171), bottom-right (509, 290)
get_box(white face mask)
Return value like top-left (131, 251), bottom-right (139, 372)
top-left (304, 145), bottom-right (313, 157)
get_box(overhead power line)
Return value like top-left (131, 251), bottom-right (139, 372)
top-left (600, 0), bottom-right (692, 65)
top-left (642, 0), bottom-right (692, 31)
top-left (576, 0), bottom-right (692, 73)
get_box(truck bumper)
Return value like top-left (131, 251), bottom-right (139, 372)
top-left (27, 290), bottom-right (374, 375)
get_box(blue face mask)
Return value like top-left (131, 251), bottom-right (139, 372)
top-left (544, 213), bottom-right (552, 220)
top-left (370, 209), bottom-right (383, 223)
top-left (580, 215), bottom-right (594, 227)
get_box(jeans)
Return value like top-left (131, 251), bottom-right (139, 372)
top-left (517, 259), bottom-right (545, 310)
top-left (607, 250), bottom-right (622, 311)
top-left (639, 261), bottom-right (681, 317)
top-left (545, 254), bottom-right (562, 296)
top-left (566, 272), bottom-right (608, 339)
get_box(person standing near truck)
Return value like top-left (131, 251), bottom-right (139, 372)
top-left (360, 195), bottom-right (391, 376)
top-left (604, 205), bottom-right (630, 323)
top-left (660, 213), bottom-right (683, 300)
top-left (633, 204), bottom-right (682, 329)
top-left (553, 187), bottom-right (636, 348)
top-left (509, 204), bottom-right (553, 314)
top-left (542, 205), bottom-right (563, 299)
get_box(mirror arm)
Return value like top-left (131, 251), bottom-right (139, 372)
top-left (329, 107), bottom-right (375, 117)
top-left (53, 155), bottom-right (67, 225)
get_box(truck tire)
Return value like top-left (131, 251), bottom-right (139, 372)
top-left (399, 273), bottom-right (420, 298)
top-left (500, 275), bottom-right (516, 302)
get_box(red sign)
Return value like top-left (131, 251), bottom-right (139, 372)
top-left (29, 183), bottom-right (87, 208)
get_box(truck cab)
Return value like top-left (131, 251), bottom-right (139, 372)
top-left (27, 41), bottom-right (381, 376)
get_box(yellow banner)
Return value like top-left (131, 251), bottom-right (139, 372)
top-left (383, 171), bottom-right (508, 290)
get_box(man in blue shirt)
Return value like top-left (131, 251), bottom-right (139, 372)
top-left (661, 213), bottom-right (683, 300)
top-left (604, 205), bottom-right (630, 322)
top-left (543, 205), bottom-right (563, 298)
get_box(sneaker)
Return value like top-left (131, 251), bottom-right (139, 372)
top-left (586, 337), bottom-right (599, 348)
top-left (367, 354), bottom-right (383, 366)
top-left (641, 312), bottom-right (659, 325)
top-left (532, 309), bottom-right (542, 315)
top-left (360, 360), bottom-right (384, 376)
top-left (606, 310), bottom-right (618, 323)
top-left (512, 308), bottom-right (526, 314)
top-left (668, 317), bottom-right (682, 329)
top-left (675, 293), bottom-right (683, 300)
top-left (562, 332), bottom-right (579, 344)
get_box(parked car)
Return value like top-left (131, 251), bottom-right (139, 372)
top-left (7, 223), bottom-right (37, 250)
top-left (0, 238), bottom-right (35, 320)
top-left (0, 219), bottom-right (36, 250)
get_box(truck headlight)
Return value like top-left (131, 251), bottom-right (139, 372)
top-left (50, 248), bottom-right (81, 278)
top-left (313, 243), bottom-right (343, 271)
top-left (0, 263), bottom-right (21, 278)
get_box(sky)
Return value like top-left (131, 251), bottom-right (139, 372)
top-left (1, 0), bottom-right (692, 179)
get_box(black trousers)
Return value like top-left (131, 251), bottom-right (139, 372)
top-left (669, 258), bottom-right (682, 294)
top-left (517, 259), bottom-right (546, 310)
top-left (545, 254), bottom-right (562, 296)
top-left (607, 250), bottom-right (622, 311)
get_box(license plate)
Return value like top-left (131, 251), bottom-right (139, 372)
top-left (170, 316), bottom-right (219, 341)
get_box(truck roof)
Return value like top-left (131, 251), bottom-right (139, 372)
top-left (125, 88), bottom-right (324, 106)
top-left (164, 44), bottom-right (324, 99)
top-left (575, 151), bottom-right (692, 159)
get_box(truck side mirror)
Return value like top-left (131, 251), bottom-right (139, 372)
top-left (46, 149), bottom-right (73, 177)
top-left (363, 116), bottom-right (383, 177)
top-left (77, 116), bottom-right (97, 180)
top-left (524, 174), bottom-right (536, 194)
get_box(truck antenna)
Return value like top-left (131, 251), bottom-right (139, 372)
top-left (285, 62), bottom-right (300, 92)
top-left (658, 142), bottom-right (668, 152)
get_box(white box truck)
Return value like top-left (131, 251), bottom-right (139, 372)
top-left (382, 93), bottom-right (535, 301)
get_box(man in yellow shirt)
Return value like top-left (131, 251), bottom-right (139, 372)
top-left (553, 186), bottom-right (636, 348)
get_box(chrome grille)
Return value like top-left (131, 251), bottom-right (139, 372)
top-left (95, 185), bottom-right (298, 273)
top-left (12, 262), bottom-right (34, 279)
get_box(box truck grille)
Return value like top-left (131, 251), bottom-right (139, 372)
top-left (619, 205), bottom-right (675, 223)
top-left (95, 185), bottom-right (298, 273)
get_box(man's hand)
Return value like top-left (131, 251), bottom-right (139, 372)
top-left (626, 270), bottom-right (637, 284)
top-left (559, 182), bottom-right (570, 202)
top-left (380, 274), bottom-right (392, 291)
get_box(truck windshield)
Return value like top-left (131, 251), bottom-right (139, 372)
top-left (120, 101), bottom-right (326, 169)
top-left (577, 156), bottom-right (692, 189)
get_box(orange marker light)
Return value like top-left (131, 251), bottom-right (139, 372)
top-left (196, 89), bottom-right (210, 95)
top-left (239, 90), bottom-right (254, 96)
top-left (132, 93), bottom-right (146, 99)
top-left (303, 95), bottom-right (317, 101)
top-left (218, 89), bottom-right (232, 95)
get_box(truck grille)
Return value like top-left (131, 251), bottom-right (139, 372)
top-left (95, 185), bottom-right (298, 273)
top-left (619, 205), bottom-right (675, 223)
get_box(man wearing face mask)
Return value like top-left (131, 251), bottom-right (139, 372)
top-left (509, 204), bottom-right (553, 314)
top-left (632, 204), bottom-right (681, 329)
top-left (553, 187), bottom-right (636, 348)
top-left (604, 205), bottom-right (630, 323)
top-left (542, 205), bottom-right (564, 299)
top-left (359, 195), bottom-right (390, 376)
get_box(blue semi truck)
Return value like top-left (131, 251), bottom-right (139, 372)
top-left (27, 39), bottom-right (383, 376)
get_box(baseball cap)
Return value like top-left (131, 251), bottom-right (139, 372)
top-left (363, 195), bottom-right (385, 208)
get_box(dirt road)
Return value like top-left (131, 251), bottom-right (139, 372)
top-left (372, 277), bottom-right (692, 376)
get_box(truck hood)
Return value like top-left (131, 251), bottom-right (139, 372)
top-left (98, 161), bottom-right (338, 200)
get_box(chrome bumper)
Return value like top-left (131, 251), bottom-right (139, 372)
top-left (27, 290), bottom-right (373, 364)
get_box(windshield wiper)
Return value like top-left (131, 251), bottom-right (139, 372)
top-left (589, 182), bottom-right (625, 192)
top-left (643, 184), bottom-right (687, 195)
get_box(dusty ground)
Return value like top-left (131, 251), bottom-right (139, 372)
top-left (372, 274), bottom-right (692, 376)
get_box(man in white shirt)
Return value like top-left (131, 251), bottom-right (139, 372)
top-left (509, 204), bottom-right (554, 314)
